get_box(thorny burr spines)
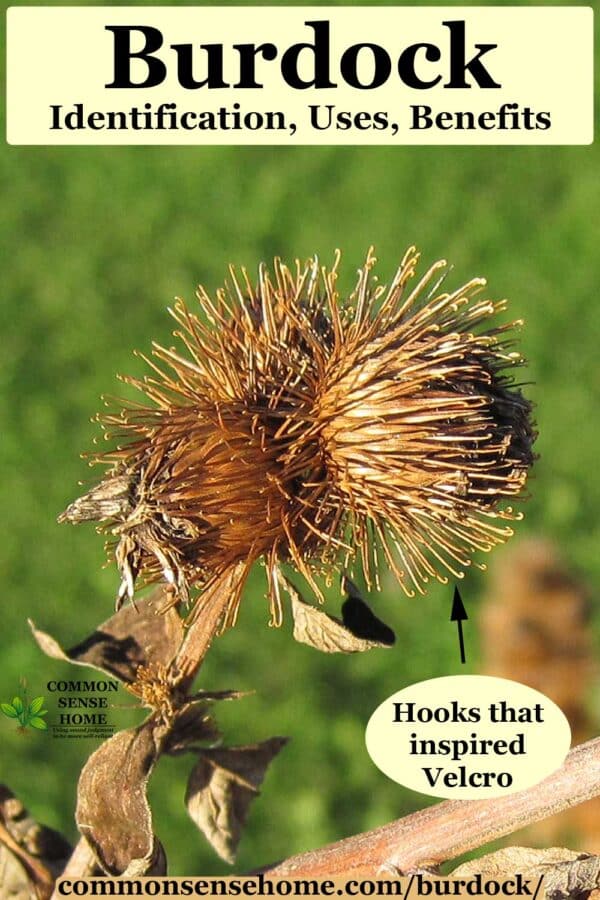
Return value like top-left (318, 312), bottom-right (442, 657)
top-left (59, 247), bottom-right (536, 626)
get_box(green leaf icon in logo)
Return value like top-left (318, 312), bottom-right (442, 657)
top-left (28, 696), bottom-right (45, 716)
top-left (1, 703), bottom-right (18, 719)
top-left (2, 693), bottom-right (48, 731)
top-left (28, 716), bottom-right (48, 730)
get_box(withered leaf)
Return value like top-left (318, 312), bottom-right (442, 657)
top-left (165, 692), bottom-right (251, 755)
top-left (341, 577), bottom-right (395, 646)
top-left (76, 721), bottom-right (164, 875)
top-left (0, 846), bottom-right (35, 900)
top-left (186, 737), bottom-right (288, 863)
top-left (0, 784), bottom-right (70, 899)
top-left (451, 847), bottom-right (600, 900)
top-left (164, 701), bottom-right (221, 756)
top-left (58, 473), bottom-right (134, 524)
top-left (121, 838), bottom-right (167, 878)
top-left (291, 590), bottom-right (394, 653)
top-left (29, 585), bottom-right (183, 684)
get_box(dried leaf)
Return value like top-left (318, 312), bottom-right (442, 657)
top-left (164, 701), bottom-right (221, 755)
top-left (0, 847), bottom-right (35, 900)
top-left (186, 737), bottom-right (288, 863)
top-left (76, 721), bottom-right (163, 875)
top-left (165, 692), bottom-right (250, 755)
top-left (451, 847), bottom-right (600, 899)
top-left (29, 585), bottom-right (183, 684)
top-left (58, 472), bottom-right (134, 524)
top-left (121, 838), bottom-right (167, 877)
top-left (291, 590), bottom-right (394, 653)
top-left (0, 784), bottom-right (71, 898)
top-left (341, 577), bottom-right (396, 646)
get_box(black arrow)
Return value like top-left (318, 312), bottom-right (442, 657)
top-left (450, 585), bottom-right (468, 664)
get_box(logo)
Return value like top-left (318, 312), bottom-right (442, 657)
top-left (1, 681), bottom-right (48, 732)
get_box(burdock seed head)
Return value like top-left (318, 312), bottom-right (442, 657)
top-left (59, 247), bottom-right (536, 627)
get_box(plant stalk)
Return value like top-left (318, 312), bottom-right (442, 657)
top-left (261, 736), bottom-right (600, 879)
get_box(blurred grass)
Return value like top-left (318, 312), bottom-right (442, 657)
top-left (1, 0), bottom-right (600, 878)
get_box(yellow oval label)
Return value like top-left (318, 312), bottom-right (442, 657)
top-left (365, 675), bottom-right (571, 800)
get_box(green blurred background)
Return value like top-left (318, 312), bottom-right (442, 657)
top-left (1, 0), bottom-right (599, 878)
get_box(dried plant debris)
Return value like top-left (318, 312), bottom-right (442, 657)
top-left (341, 577), bottom-right (396, 646)
top-left (59, 248), bottom-right (536, 626)
top-left (451, 847), bottom-right (600, 900)
top-left (289, 576), bottom-right (395, 653)
top-left (0, 849), bottom-right (37, 900)
top-left (48, 248), bottom-right (538, 872)
top-left (76, 724), bottom-right (166, 876)
top-left (186, 738), bottom-right (288, 864)
top-left (31, 591), bottom-right (287, 872)
top-left (29, 586), bottom-right (183, 686)
top-left (0, 785), bottom-right (71, 899)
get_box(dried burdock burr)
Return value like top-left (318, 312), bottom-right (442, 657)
top-left (59, 247), bottom-right (536, 629)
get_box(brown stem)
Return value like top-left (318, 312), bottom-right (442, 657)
top-left (262, 736), bottom-right (600, 879)
top-left (172, 562), bottom-right (245, 683)
top-left (0, 819), bottom-right (55, 899)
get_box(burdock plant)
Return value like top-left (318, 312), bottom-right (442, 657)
top-left (34, 248), bottom-right (536, 878)
top-left (60, 246), bottom-right (535, 633)
top-left (14, 250), bottom-right (600, 895)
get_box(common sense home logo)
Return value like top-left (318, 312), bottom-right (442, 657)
top-left (1, 681), bottom-right (48, 732)
top-left (48, 677), bottom-right (118, 730)
top-left (1, 678), bottom-right (118, 738)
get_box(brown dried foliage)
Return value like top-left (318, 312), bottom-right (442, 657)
top-left (31, 585), bottom-right (286, 875)
top-left (0, 785), bottom-right (71, 899)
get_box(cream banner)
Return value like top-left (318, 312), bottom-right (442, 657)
top-left (6, 6), bottom-right (594, 145)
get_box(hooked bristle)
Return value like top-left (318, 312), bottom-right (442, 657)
top-left (59, 248), bottom-right (537, 625)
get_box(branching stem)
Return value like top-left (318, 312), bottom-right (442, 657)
top-left (261, 737), bottom-right (600, 879)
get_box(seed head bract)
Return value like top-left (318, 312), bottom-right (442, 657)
top-left (60, 248), bottom-right (536, 627)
